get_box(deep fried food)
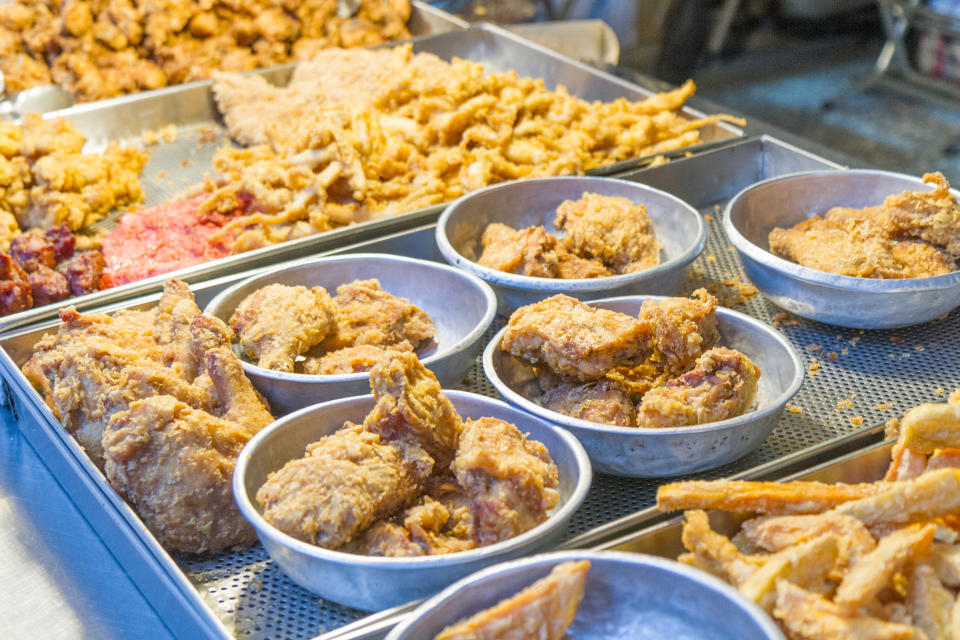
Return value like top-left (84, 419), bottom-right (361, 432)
top-left (657, 479), bottom-right (892, 514)
top-left (103, 395), bottom-right (259, 554)
top-left (501, 294), bottom-right (648, 381)
top-left (28, 265), bottom-right (69, 306)
top-left (636, 346), bottom-right (760, 429)
top-left (450, 417), bottom-right (559, 546)
top-left (300, 343), bottom-right (411, 375)
top-left (230, 283), bottom-right (336, 372)
top-left (606, 288), bottom-right (718, 398)
top-left (554, 192), bottom-right (660, 273)
top-left (321, 279), bottom-right (435, 352)
top-left (477, 224), bottom-right (562, 278)
top-left (830, 468), bottom-right (960, 528)
top-left (539, 379), bottom-right (636, 427)
top-left (680, 510), bottom-right (763, 586)
top-left (774, 582), bottom-right (917, 640)
top-left (256, 422), bottom-right (434, 548)
top-left (434, 560), bottom-right (590, 640)
top-left (738, 533), bottom-right (839, 611)
top-left (769, 172), bottom-right (960, 278)
top-left (0, 253), bottom-right (32, 315)
top-left (739, 514), bottom-right (876, 568)
top-left (363, 350), bottom-right (462, 470)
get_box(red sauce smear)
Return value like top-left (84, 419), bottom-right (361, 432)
top-left (102, 195), bottom-right (241, 287)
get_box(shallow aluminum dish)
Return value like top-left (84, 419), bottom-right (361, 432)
top-left (233, 390), bottom-right (592, 611)
top-left (386, 550), bottom-right (784, 640)
top-left (204, 254), bottom-right (497, 415)
top-left (723, 169), bottom-right (960, 329)
top-left (483, 295), bottom-right (804, 477)
top-left (436, 176), bottom-right (706, 314)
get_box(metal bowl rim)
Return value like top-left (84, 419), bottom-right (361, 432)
top-left (233, 389), bottom-right (593, 568)
top-left (387, 549), bottom-right (785, 640)
top-left (722, 169), bottom-right (960, 292)
top-left (204, 253), bottom-right (498, 382)
top-left (435, 175), bottom-right (706, 290)
top-left (482, 294), bottom-right (804, 436)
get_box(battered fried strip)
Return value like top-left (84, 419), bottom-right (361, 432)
top-left (834, 523), bottom-right (936, 611)
top-left (739, 513), bottom-right (876, 568)
top-left (897, 402), bottom-right (960, 453)
top-left (738, 534), bottom-right (839, 611)
top-left (884, 442), bottom-right (928, 481)
top-left (657, 480), bottom-right (891, 514)
top-left (926, 448), bottom-right (960, 471)
top-left (906, 563), bottom-right (956, 640)
top-left (774, 582), bottom-right (917, 640)
top-left (929, 543), bottom-right (960, 587)
top-left (830, 469), bottom-right (960, 527)
top-left (680, 510), bottom-right (763, 586)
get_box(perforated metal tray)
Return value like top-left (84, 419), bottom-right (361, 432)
top-left (0, 20), bottom-right (742, 335)
top-left (4, 136), bottom-right (958, 640)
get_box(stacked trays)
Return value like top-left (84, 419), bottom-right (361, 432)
top-left (4, 135), bottom-right (960, 639)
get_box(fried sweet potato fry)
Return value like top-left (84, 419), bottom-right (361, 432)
top-left (774, 582), bottom-right (918, 640)
top-left (906, 563), bottom-right (956, 640)
top-left (885, 442), bottom-right (928, 481)
top-left (680, 510), bottom-right (763, 586)
top-left (897, 402), bottom-right (960, 453)
top-left (738, 534), bottom-right (839, 611)
top-left (834, 523), bottom-right (936, 610)
top-left (740, 513), bottom-right (876, 569)
top-left (926, 448), bottom-right (960, 472)
top-left (830, 469), bottom-right (960, 528)
top-left (658, 479), bottom-right (891, 514)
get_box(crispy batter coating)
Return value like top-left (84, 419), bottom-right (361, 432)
top-left (204, 45), bottom-right (741, 251)
top-left (501, 294), bottom-right (648, 381)
top-left (554, 192), bottom-right (660, 273)
top-left (477, 224), bottom-right (561, 278)
top-left (434, 560), bottom-right (590, 640)
top-left (739, 514), bottom-right (876, 569)
top-left (299, 342), bottom-right (412, 375)
top-left (451, 417), bottom-right (559, 546)
top-left (773, 582), bottom-right (917, 640)
top-left (679, 510), bottom-right (764, 586)
top-left (539, 379), bottom-right (636, 427)
top-left (230, 283), bottom-right (336, 372)
top-left (657, 479), bottom-right (892, 515)
top-left (636, 346), bottom-right (760, 429)
top-left (103, 395), bottom-right (258, 554)
top-left (256, 423), bottom-right (434, 549)
top-left (769, 172), bottom-right (960, 278)
top-left (320, 278), bottom-right (435, 352)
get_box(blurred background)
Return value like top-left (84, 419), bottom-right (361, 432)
top-left (431, 0), bottom-right (960, 182)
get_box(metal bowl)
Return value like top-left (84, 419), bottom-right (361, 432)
top-left (436, 176), bottom-right (706, 314)
top-left (723, 169), bottom-right (960, 329)
top-left (204, 254), bottom-right (497, 415)
top-left (484, 296), bottom-right (804, 477)
top-left (233, 390), bottom-right (592, 611)
top-left (387, 550), bottom-right (785, 640)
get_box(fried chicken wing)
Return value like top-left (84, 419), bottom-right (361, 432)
top-left (434, 560), bottom-right (590, 640)
top-left (477, 223), bottom-right (561, 278)
top-left (256, 423), bottom-right (434, 548)
top-left (363, 351), bottom-right (462, 470)
top-left (230, 283), bottom-right (336, 372)
top-left (606, 288), bottom-right (719, 398)
top-left (636, 346), bottom-right (760, 429)
top-left (539, 379), bottom-right (636, 427)
top-left (451, 417), bottom-right (559, 546)
top-left (501, 294), bottom-right (649, 381)
top-left (320, 279), bottom-right (434, 352)
top-left (102, 395), bottom-right (258, 554)
top-left (555, 192), bottom-right (660, 273)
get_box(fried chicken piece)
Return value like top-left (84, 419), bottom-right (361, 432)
top-left (554, 192), bottom-right (660, 273)
top-left (555, 248), bottom-right (611, 279)
top-left (539, 379), bottom-right (636, 427)
top-left (256, 422), bottom-right (434, 548)
top-left (102, 395), bottom-right (258, 554)
top-left (501, 294), bottom-right (649, 381)
top-left (230, 283), bottom-right (336, 372)
top-left (606, 289), bottom-right (719, 398)
top-left (881, 172), bottom-right (960, 255)
top-left (299, 342), bottom-right (412, 375)
top-left (363, 351), bottom-right (462, 470)
top-left (320, 279), bottom-right (435, 352)
top-left (450, 417), bottom-right (559, 546)
top-left (28, 265), bottom-right (69, 307)
top-left (0, 252), bottom-right (32, 315)
top-left (204, 348), bottom-right (273, 432)
top-left (434, 560), bottom-right (590, 640)
top-left (636, 346), bottom-right (760, 429)
top-left (477, 223), bottom-right (561, 278)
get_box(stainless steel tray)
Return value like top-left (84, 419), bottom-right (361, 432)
top-left (0, 20), bottom-right (742, 336)
top-left (7, 135), bottom-right (954, 640)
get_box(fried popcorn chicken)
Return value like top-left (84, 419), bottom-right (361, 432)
top-left (539, 379), bottom-right (636, 427)
top-left (501, 294), bottom-right (648, 381)
top-left (230, 283), bottom-right (336, 372)
top-left (769, 171), bottom-right (960, 278)
top-left (636, 346), bottom-right (760, 429)
top-left (434, 560), bottom-right (590, 640)
top-left (554, 192), bottom-right (660, 273)
top-left (321, 279), bottom-right (435, 352)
